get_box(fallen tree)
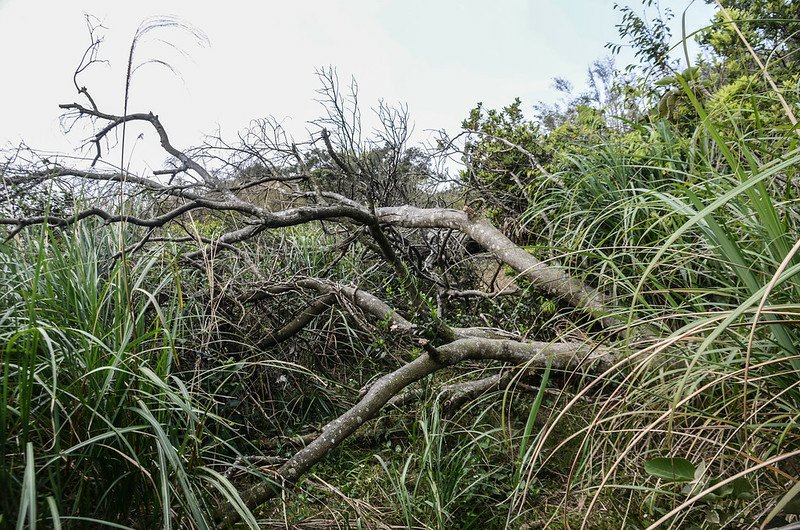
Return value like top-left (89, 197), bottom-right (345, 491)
top-left (1, 32), bottom-right (630, 528)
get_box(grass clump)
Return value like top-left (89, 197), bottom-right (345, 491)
top-left (0, 222), bottom-right (260, 529)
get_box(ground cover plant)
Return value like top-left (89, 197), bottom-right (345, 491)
top-left (2, 2), bottom-right (799, 528)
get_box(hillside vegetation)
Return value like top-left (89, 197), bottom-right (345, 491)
top-left (1, 2), bottom-right (799, 528)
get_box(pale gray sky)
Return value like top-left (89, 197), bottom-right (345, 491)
top-left (0, 0), bottom-right (714, 174)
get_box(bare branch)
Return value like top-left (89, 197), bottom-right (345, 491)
top-left (243, 277), bottom-right (414, 334)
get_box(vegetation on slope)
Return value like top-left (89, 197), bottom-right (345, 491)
top-left (2, 2), bottom-right (800, 529)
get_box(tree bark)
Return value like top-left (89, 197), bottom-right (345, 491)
top-left (377, 206), bottom-right (616, 330)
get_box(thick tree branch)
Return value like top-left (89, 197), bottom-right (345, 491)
top-left (439, 369), bottom-right (519, 415)
top-left (377, 205), bottom-right (617, 330)
top-left (258, 293), bottom-right (336, 348)
top-left (216, 337), bottom-right (612, 527)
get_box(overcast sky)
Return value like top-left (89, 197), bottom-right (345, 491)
top-left (0, 0), bottom-right (715, 175)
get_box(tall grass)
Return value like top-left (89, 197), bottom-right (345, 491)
top-left (513, 68), bottom-right (800, 528)
top-left (0, 221), bottom-right (260, 529)
top-left (375, 393), bottom-right (510, 529)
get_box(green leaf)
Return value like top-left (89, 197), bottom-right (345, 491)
top-left (680, 66), bottom-right (700, 79)
top-left (731, 477), bottom-right (753, 500)
top-left (644, 457), bottom-right (696, 482)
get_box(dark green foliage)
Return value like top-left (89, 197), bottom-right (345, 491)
top-left (644, 457), bottom-right (697, 482)
top-left (461, 98), bottom-right (553, 236)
